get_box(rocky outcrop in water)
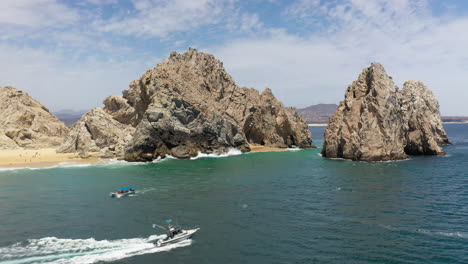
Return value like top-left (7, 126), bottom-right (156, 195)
top-left (58, 48), bottom-right (313, 160)
top-left (322, 63), bottom-right (450, 161)
top-left (401, 80), bottom-right (451, 155)
top-left (0, 87), bottom-right (69, 149)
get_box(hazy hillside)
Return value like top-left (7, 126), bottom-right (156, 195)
top-left (441, 116), bottom-right (468, 123)
top-left (53, 109), bottom-right (87, 127)
top-left (297, 104), bottom-right (338, 124)
top-left (298, 104), bottom-right (467, 124)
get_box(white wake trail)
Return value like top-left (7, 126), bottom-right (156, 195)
top-left (0, 235), bottom-right (192, 264)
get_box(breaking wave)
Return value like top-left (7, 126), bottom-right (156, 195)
top-left (0, 235), bottom-right (192, 264)
top-left (0, 149), bottom-right (244, 172)
top-left (190, 148), bottom-right (242, 160)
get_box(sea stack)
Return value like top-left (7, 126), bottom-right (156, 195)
top-left (322, 63), bottom-right (450, 161)
top-left (58, 48), bottom-right (313, 160)
top-left (400, 80), bottom-right (451, 155)
top-left (0, 87), bottom-right (69, 149)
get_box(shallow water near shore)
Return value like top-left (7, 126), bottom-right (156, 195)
top-left (0, 124), bottom-right (467, 264)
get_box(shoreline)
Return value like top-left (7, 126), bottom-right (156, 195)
top-left (249, 145), bottom-right (294, 153)
top-left (0, 145), bottom-right (304, 170)
top-left (0, 148), bottom-right (101, 169)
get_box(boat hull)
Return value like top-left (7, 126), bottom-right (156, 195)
top-left (156, 228), bottom-right (199, 247)
top-left (110, 190), bottom-right (135, 198)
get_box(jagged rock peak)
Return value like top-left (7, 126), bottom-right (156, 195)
top-left (322, 63), bottom-right (407, 161)
top-left (0, 86), bottom-right (69, 149)
top-left (322, 64), bottom-right (450, 161)
top-left (58, 48), bottom-right (313, 160)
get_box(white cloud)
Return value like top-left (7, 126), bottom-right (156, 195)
top-left (209, 0), bottom-right (468, 115)
top-left (0, 0), bottom-right (79, 28)
top-left (96, 0), bottom-right (234, 37)
top-left (0, 44), bottom-right (156, 111)
top-left (0, 0), bottom-right (466, 116)
top-left (86, 0), bottom-right (118, 4)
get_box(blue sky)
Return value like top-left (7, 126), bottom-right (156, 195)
top-left (1, 0), bottom-right (467, 115)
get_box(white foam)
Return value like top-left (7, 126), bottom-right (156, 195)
top-left (379, 225), bottom-right (468, 239)
top-left (0, 159), bottom-right (148, 172)
top-left (0, 146), bottom-right (303, 172)
top-left (0, 162), bottom-right (93, 172)
top-left (0, 235), bottom-right (192, 264)
top-left (190, 148), bottom-right (242, 160)
top-left (286, 148), bottom-right (301, 152)
top-left (416, 229), bottom-right (468, 239)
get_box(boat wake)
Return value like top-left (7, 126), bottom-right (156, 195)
top-left (0, 235), bottom-right (192, 264)
top-left (379, 224), bottom-right (468, 239)
top-left (135, 188), bottom-right (156, 194)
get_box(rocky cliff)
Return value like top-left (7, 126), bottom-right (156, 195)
top-left (322, 63), bottom-right (450, 161)
top-left (58, 48), bottom-right (313, 160)
top-left (401, 80), bottom-right (451, 155)
top-left (0, 87), bottom-right (69, 149)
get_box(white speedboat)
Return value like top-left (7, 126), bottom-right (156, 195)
top-left (155, 220), bottom-right (200, 247)
top-left (110, 186), bottom-right (135, 198)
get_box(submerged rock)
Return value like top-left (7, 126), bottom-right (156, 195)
top-left (59, 48), bottom-right (313, 160)
top-left (0, 86), bottom-right (69, 149)
top-left (322, 63), bottom-right (450, 161)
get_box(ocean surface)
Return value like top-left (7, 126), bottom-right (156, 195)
top-left (0, 124), bottom-right (467, 264)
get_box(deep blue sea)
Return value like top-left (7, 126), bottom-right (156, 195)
top-left (0, 124), bottom-right (467, 264)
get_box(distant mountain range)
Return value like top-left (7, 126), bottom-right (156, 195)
top-left (297, 104), bottom-right (338, 124)
top-left (52, 109), bottom-right (88, 127)
top-left (297, 104), bottom-right (468, 124)
top-left (51, 105), bottom-right (468, 128)
top-left (441, 116), bottom-right (468, 123)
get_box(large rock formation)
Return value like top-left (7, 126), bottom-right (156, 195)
top-left (400, 80), bottom-right (451, 155)
top-left (56, 108), bottom-right (135, 155)
top-left (322, 63), bottom-right (450, 161)
top-left (0, 87), bottom-right (69, 149)
top-left (58, 48), bottom-right (313, 160)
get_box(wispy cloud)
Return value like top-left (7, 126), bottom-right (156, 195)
top-left (210, 0), bottom-right (468, 115)
top-left (0, 0), bottom-right (467, 115)
top-left (0, 43), bottom-right (156, 111)
top-left (95, 0), bottom-right (233, 37)
top-left (0, 0), bottom-right (79, 28)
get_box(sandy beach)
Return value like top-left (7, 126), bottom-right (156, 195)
top-left (249, 145), bottom-right (293, 152)
top-left (0, 148), bottom-right (101, 169)
top-left (0, 145), bottom-right (306, 169)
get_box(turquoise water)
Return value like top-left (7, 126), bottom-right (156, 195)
top-left (0, 124), bottom-right (467, 264)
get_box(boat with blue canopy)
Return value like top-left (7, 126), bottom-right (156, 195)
top-left (110, 186), bottom-right (136, 198)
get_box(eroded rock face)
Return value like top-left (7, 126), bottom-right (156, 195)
top-left (322, 63), bottom-right (450, 161)
top-left (59, 48), bottom-right (313, 160)
top-left (57, 108), bottom-right (135, 157)
top-left (322, 63), bottom-right (408, 161)
top-left (401, 80), bottom-right (451, 155)
top-left (0, 87), bottom-right (69, 149)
